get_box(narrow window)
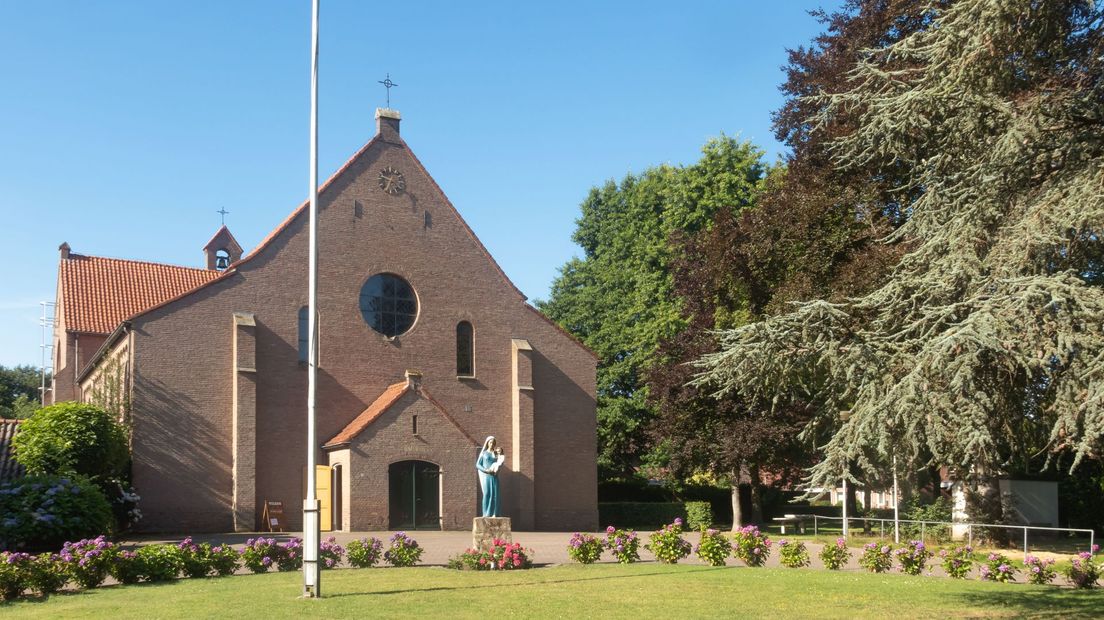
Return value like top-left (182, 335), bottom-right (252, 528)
top-left (412, 414), bottom-right (419, 435)
top-left (298, 306), bottom-right (309, 362)
top-left (456, 321), bottom-right (474, 376)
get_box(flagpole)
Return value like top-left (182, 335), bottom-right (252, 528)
top-left (303, 0), bottom-right (321, 599)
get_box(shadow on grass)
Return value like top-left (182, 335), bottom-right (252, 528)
top-left (326, 565), bottom-right (729, 599)
top-left (949, 586), bottom-right (1104, 617)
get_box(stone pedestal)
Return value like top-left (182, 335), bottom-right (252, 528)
top-left (473, 517), bottom-right (512, 552)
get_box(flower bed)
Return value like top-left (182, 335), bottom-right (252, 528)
top-left (1064, 547), bottom-right (1100, 589)
top-left (894, 540), bottom-right (931, 576)
top-left (384, 532), bottom-right (423, 567)
top-left (448, 539), bottom-right (533, 570)
top-left (604, 526), bottom-right (640, 564)
top-left (732, 525), bottom-right (771, 567)
top-left (778, 539), bottom-right (810, 568)
top-left (695, 529), bottom-right (731, 567)
top-left (647, 519), bottom-right (692, 564)
top-left (346, 537), bottom-right (384, 568)
top-left (859, 543), bottom-right (894, 573)
top-left (938, 546), bottom-right (973, 579)
top-left (567, 532), bottom-right (604, 564)
top-left (819, 537), bottom-right (851, 570)
top-left (980, 553), bottom-right (1018, 583)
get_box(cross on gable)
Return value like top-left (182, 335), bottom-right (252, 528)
top-left (378, 73), bottom-right (398, 108)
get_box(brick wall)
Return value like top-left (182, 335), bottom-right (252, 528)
top-left (125, 114), bottom-right (597, 532)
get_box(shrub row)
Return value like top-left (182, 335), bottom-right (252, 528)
top-left (0, 532), bottom-right (424, 601)
top-left (564, 521), bottom-right (1101, 589)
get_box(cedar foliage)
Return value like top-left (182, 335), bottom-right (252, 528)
top-left (695, 0), bottom-right (1104, 490)
top-left (646, 1), bottom-right (923, 504)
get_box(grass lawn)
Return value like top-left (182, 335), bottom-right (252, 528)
top-left (2, 564), bottom-right (1103, 619)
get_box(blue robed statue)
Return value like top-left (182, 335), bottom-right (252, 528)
top-left (476, 436), bottom-right (504, 517)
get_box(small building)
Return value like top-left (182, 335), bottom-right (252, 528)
top-left (51, 109), bottom-right (599, 533)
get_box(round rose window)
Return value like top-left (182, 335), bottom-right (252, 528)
top-left (359, 273), bottom-right (418, 336)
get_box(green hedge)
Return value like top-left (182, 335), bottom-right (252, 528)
top-left (598, 503), bottom-right (688, 529)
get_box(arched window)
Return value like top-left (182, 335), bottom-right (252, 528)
top-left (298, 306), bottom-right (309, 362)
top-left (456, 321), bottom-right (474, 377)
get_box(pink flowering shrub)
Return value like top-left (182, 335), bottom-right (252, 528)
top-left (384, 532), bottom-right (423, 567)
top-left (1023, 555), bottom-right (1057, 585)
top-left (567, 532), bottom-right (604, 564)
top-left (60, 536), bottom-right (118, 588)
top-left (135, 543), bottom-right (182, 582)
top-left (980, 552), bottom-right (1018, 583)
top-left (347, 537), bottom-right (384, 568)
top-left (732, 525), bottom-right (771, 567)
top-left (696, 529), bottom-right (732, 567)
top-left (647, 518), bottom-right (693, 564)
top-left (208, 544), bottom-right (241, 576)
top-left (778, 539), bottom-right (810, 568)
top-left (320, 536), bottom-right (345, 569)
top-left (938, 546), bottom-right (973, 579)
top-left (819, 537), bottom-right (851, 570)
top-left (0, 552), bottom-right (32, 600)
top-left (178, 537), bottom-right (211, 578)
top-left (859, 542), bottom-right (894, 573)
top-left (604, 526), bottom-right (640, 564)
top-left (894, 540), bottom-right (931, 575)
top-left (277, 538), bottom-right (303, 572)
top-left (28, 553), bottom-right (67, 596)
top-left (241, 537), bottom-right (283, 574)
top-left (448, 539), bottom-right (532, 571)
top-left (1064, 546), bottom-right (1100, 589)
top-left (109, 550), bottom-right (143, 584)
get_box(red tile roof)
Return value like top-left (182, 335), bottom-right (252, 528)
top-left (323, 381), bottom-right (478, 448)
top-left (59, 254), bottom-right (221, 334)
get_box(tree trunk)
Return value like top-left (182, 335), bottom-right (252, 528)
top-left (749, 464), bottom-right (764, 525)
top-left (731, 468), bottom-right (743, 531)
top-left (862, 485), bottom-right (873, 534)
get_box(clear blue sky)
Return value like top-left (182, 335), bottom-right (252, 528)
top-left (0, 0), bottom-right (841, 368)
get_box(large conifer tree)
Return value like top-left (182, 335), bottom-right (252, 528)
top-left (695, 0), bottom-right (1104, 491)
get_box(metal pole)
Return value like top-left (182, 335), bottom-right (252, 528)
top-left (968, 524), bottom-right (972, 549)
top-left (302, 0), bottom-right (321, 599)
top-left (1023, 528), bottom-right (1028, 560)
top-left (814, 515), bottom-right (818, 538)
top-left (842, 477), bottom-right (849, 538)
top-left (892, 456), bottom-right (900, 544)
top-left (921, 522), bottom-right (925, 544)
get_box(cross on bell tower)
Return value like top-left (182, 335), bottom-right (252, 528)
top-left (217, 207), bottom-right (230, 226)
top-left (378, 73), bottom-right (398, 108)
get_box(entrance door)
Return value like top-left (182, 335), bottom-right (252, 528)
top-left (388, 461), bottom-right (440, 530)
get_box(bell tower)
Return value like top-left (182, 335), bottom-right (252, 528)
top-left (203, 225), bottom-right (243, 271)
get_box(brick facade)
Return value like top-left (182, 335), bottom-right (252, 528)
top-left (68, 109), bottom-right (598, 533)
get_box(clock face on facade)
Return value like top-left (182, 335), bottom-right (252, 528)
top-left (378, 166), bottom-right (406, 195)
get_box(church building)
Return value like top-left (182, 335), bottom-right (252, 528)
top-left (50, 109), bottom-right (599, 533)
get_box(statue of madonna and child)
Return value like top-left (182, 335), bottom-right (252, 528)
top-left (475, 436), bottom-right (505, 517)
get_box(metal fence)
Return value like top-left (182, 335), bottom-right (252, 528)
top-left (807, 514), bottom-right (1095, 560)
